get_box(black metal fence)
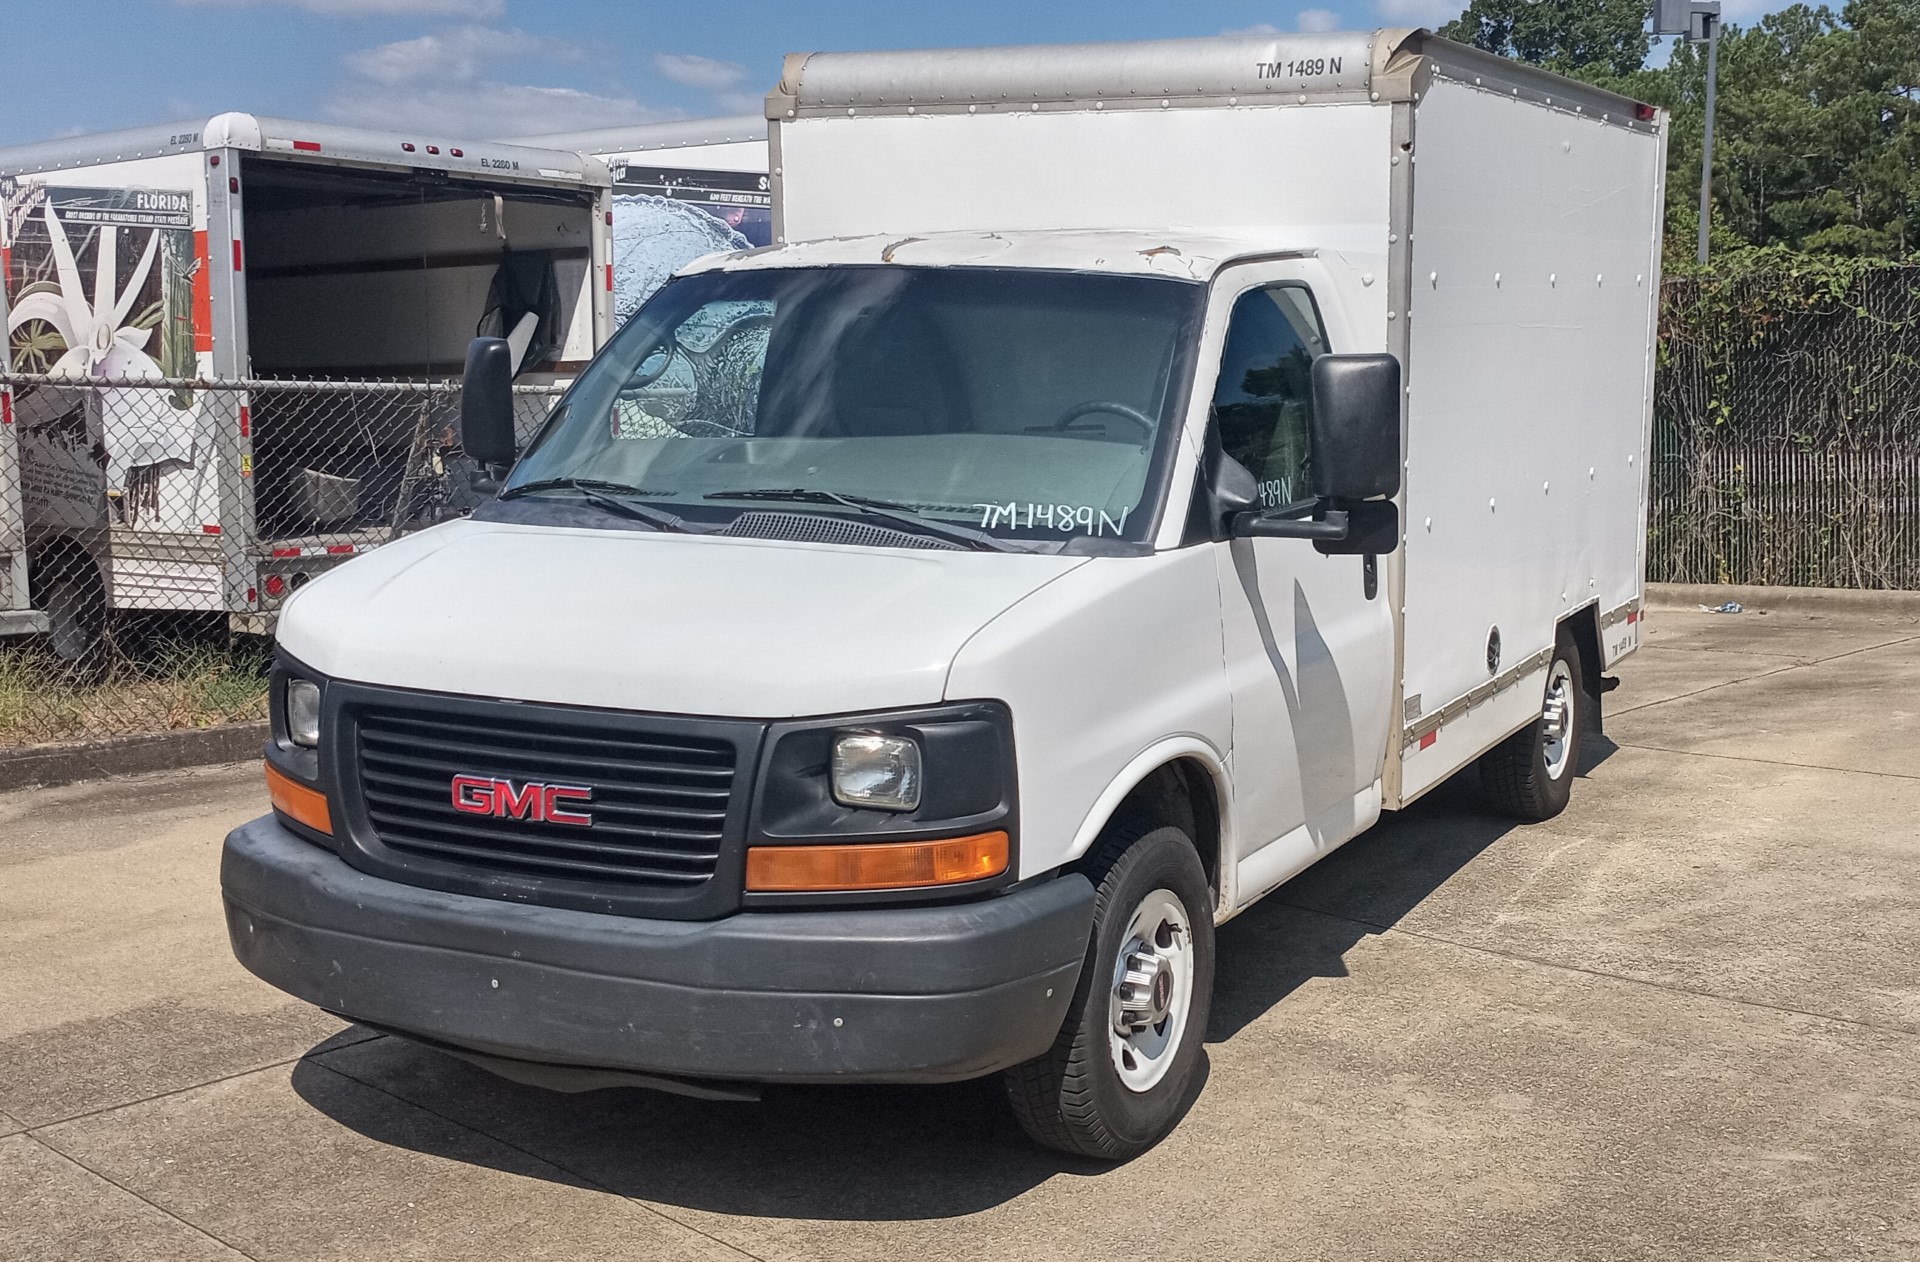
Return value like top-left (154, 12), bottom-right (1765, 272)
top-left (1651, 266), bottom-right (1920, 589)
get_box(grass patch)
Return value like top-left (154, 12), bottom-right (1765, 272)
top-left (0, 639), bottom-right (271, 748)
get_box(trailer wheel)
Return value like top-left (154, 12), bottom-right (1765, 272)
top-left (30, 548), bottom-right (110, 680)
top-left (1478, 628), bottom-right (1583, 821)
top-left (1004, 819), bottom-right (1214, 1160)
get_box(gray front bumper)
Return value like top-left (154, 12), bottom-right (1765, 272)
top-left (222, 816), bottom-right (1093, 1085)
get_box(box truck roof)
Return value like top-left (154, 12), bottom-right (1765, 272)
top-left (0, 112), bottom-right (608, 190)
top-left (771, 28), bottom-right (1652, 122)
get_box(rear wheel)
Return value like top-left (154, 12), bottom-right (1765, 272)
top-left (31, 549), bottom-right (110, 681)
top-left (1004, 820), bottom-right (1214, 1159)
top-left (1478, 629), bottom-right (1583, 821)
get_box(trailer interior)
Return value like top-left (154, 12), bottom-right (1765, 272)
top-left (239, 157), bottom-right (596, 540)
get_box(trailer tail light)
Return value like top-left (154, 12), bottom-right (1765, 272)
top-left (264, 574), bottom-right (286, 598)
top-left (266, 762), bottom-right (333, 835)
top-left (238, 405), bottom-right (250, 438)
top-left (744, 832), bottom-right (1008, 892)
top-left (426, 145), bottom-right (440, 155)
top-left (1418, 731), bottom-right (1438, 751)
top-left (1635, 103), bottom-right (1657, 122)
top-left (450, 148), bottom-right (464, 158)
top-left (292, 140), bottom-right (322, 152)
top-left (401, 142), bottom-right (416, 152)
top-left (605, 210), bottom-right (614, 226)
top-left (229, 177), bottom-right (239, 194)
top-left (0, 393), bottom-right (11, 426)
top-left (605, 263), bottom-right (614, 291)
top-left (232, 240), bottom-right (244, 272)
top-left (201, 524), bottom-right (222, 534)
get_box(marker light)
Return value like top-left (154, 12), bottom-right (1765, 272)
top-left (746, 832), bottom-right (1008, 892)
top-left (286, 678), bottom-right (321, 748)
top-left (265, 762), bottom-right (332, 835)
top-left (831, 733), bottom-right (921, 811)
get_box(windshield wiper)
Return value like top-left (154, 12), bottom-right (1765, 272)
top-left (702, 488), bottom-right (1014, 552)
top-left (501, 477), bottom-right (700, 534)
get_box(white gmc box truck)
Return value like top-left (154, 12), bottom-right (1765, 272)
top-left (0, 115), bottom-right (611, 652)
top-left (224, 29), bottom-right (1665, 1158)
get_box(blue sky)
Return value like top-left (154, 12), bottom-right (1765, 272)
top-left (4, 0), bottom-right (1735, 148)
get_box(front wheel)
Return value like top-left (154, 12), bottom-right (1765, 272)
top-left (1004, 821), bottom-right (1214, 1159)
top-left (1478, 629), bottom-right (1584, 821)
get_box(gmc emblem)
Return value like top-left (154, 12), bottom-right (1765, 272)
top-left (450, 774), bottom-right (594, 827)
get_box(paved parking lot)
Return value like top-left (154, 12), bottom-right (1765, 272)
top-left (4, 597), bottom-right (1919, 1261)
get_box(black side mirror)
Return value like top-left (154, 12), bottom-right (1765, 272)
top-left (1309, 353), bottom-right (1402, 501)
top-left (461, 337), bottom-right (517, 471)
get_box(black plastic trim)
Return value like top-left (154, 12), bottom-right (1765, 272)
top-left (321, 679), bottom-right (765, 922)
top-left (223, 814), bottom-right (1092, 1084)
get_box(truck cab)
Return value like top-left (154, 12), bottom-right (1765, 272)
top-left (223, 29), bottom-right (1663, 1158)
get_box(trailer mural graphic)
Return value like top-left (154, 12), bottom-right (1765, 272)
top-left (3, 179), bottom-right (206, 531)
top-left (609, 165), bottom-right (772, 326)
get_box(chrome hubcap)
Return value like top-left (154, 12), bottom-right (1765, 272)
top-left (1108, 889), bottom-right (1194, 1093)
top-left (1541, 659), bottom-right (1575, 780)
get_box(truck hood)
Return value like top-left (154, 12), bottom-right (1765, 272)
top-left (276, 518), bottom-right (1088, 717)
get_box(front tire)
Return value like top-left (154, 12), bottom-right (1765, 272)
top-left (1004, 820), bottom-right (1214, 1160)
top-left (1478, 628), bottom-right (1584, 821)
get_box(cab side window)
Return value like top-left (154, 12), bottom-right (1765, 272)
top-left (1212, 285), bottom-right (1329, 509)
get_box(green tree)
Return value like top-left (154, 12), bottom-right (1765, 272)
top-left (1439, 0), bottom-right (1654, 79)
top-left (1440, 0), bottom-right (1920, 260)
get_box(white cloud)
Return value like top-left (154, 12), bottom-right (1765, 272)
top-left (1375, 0), bottom-right (1462, 26)
top-left (1296, 9), bottom-right (1342, 31)
top-left (178, 0), bottom-right (506, 16)
top-left (1222, 23), bottom-right (1286, 36)
top-left (327, 25), bottom-right (671, 137)
top-left (652, 52), bottom-right (750, 92)
top-left (712, 90), bottom-right (766, 116)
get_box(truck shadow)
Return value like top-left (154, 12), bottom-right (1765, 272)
top-left (288, 738), bottom-right (1613, 1219)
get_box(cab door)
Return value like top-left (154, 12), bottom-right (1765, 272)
top-left (1204, 260), bottom-right (1397, 908)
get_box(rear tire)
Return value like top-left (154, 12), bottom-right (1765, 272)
top-left (1004, 819), bottom-right (1214, 1160)
top-left (30, 549), bottom-right (110, 682)
top-left (1478, 628), bottom-right (1583, 821)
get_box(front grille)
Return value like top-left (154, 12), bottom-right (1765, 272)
top-left (353, 705), bottom-right (739, 890)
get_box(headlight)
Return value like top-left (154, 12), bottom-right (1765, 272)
top-left (286, 679), bottom-right (322, 748)
top-left (831, 733), bottom-right (922, 812)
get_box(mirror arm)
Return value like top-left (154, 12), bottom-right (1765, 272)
top-left (1232, 507), bottom-right (1350, 541)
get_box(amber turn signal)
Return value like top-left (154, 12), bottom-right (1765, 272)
top-left (745, 831), bottom-right (1009, 892)
top-left (265, 761), bottom-right (333, 836)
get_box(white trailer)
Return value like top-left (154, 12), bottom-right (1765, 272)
top-left (0, 115), bottom-right (612, 645)
top-left (223, 30), bottom-right (1665, 1159)
top-left (511, 116), bottom-right (770, 325)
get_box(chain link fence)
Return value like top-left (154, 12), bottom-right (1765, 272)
top-left (1651, 266), bottom-right (1920, 589)
top-left (0, 374), bottom-right (562, 748)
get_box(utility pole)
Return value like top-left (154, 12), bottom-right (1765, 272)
top-left (1653, 0), bottom-right (1723, 264)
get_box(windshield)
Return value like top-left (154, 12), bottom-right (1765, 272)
top-left (503, 265), bottom-right (1205, 547)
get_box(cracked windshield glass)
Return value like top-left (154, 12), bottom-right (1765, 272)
top-left (504, 266), bottom-right (1204, 546)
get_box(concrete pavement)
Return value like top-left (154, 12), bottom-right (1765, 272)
top-left (2, 602), bottom-right (1918, 1260)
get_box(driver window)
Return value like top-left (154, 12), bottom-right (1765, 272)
top-left (612, 298), bottom-right (774, 439)
top-left (1212, 284), bottom-right (1328, 509)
